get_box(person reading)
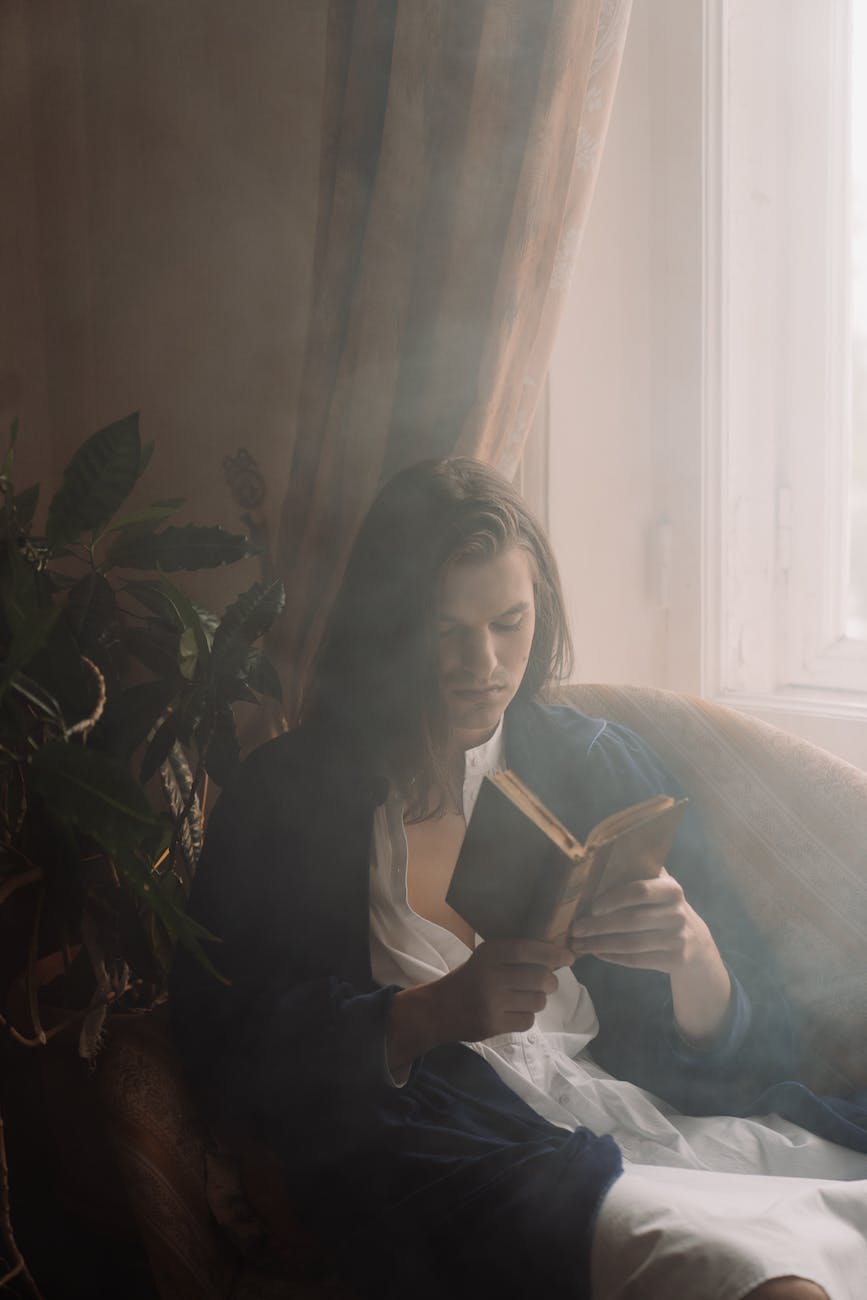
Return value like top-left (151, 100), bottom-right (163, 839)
top-left (171, 458), bottom-right (867, 1300)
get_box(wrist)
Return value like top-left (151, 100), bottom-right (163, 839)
top-left (386, 981), bottom-right (450, 1072)
top-left (670, 932), bottom-right (732, 1047)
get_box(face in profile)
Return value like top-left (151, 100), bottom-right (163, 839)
top-left (436, 545), bottom-right (537, 748)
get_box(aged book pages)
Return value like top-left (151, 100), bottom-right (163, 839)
top-left (446, 772), bottom-right (687, 943)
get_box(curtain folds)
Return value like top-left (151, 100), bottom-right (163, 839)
top-left (276, 0), bottom-right (632, 712)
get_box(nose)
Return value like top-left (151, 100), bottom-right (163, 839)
top-left (459, 628), bottom-right (497, 680)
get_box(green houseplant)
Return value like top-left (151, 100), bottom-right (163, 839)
top-left (0, 413), bottom-right (285, 1296)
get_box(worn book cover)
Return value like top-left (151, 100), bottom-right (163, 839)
top-left (446, 770), bottom-right (688, 943)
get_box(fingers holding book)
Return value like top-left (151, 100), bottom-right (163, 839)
top-left (437, 937), bottom-right (573, 1040)
top-left (439, 769), bottom-right (732, 1041)
top-left (386, 937), bottom-right (573, 1070)
top-left (567, 868), bottom-right (712, 975)
top-left (565, 868), bottom-right (734, 1045)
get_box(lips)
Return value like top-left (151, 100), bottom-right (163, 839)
top-left (451, 685), bottom-right (507, 699)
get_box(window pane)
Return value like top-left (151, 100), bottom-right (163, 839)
top-left (848, 0), bottom-right (867, 638)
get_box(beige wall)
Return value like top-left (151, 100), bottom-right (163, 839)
top-left (2, 0), bottom-right (326, 614)
top-left (549, 0), bottom-right (661, 688)
top-left (549, 0), bottom-right (705, 693)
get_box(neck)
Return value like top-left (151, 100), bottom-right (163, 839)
top-left (444, 717), bottom-right (502, 790)
top-left (446, 727), bottom-right (495, 766)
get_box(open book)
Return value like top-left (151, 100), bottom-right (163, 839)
top-left (445, 770), bottom-right (688, 944)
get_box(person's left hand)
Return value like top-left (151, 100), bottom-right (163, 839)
top-left (567, 868), bottom-right (715, 976)
top-left (568, 868), bottom-right (733, 1046)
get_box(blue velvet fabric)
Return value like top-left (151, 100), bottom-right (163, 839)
top-left (170, 699), bottom-right (864, 1298)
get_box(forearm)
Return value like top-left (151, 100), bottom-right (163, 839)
top-left (386, 981), bottom-right (453, 1073)
top-left (669, 923), bottom-right (732, 1047)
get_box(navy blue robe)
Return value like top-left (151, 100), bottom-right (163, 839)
top-left (170, 700), bottom-right (863, 1299)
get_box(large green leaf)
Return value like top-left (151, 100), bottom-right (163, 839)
top-left (201, 704), bottom-right (240, 787)
top-left (29, 740), bottom-right (163, 855)
top-left (124, 622), bottom-right (183, 678)
top-left (1, 531), bottom-right (49, 633)
top-left (210, 579), bottom-right (285, 682)
top-left (116, 847), bottom-right (226, 983)
top-left (15, 483), bottom-right (39, 533)
top-left (93, 677), bottom-right (180, 757)
top-left (103, 499), bottom-right (184, 535)
top-left (159, 741), bottom-right (203, 871)
top-left (64, 570), bottom-right (126, 687)
top-left (139, 711), bottom-right (180, 784)
top-left (173, 685), bottom-right (206, 746)
top-left (224, 679), bottom-right (258, 705)
top-left (65, 572), bottom-right (118, 652)
top-left (138, 439), bottom-right (155, 478)
top-left (0, 483), bottom-right (39, 537)
top-left (190, 601), bottom-right (218, 649)
top-left (179, 627), bottom-right (199, 680)
top-left (105, 524), bottom-right (254, 573)
top-left (123, 581), bottom-right (184, 628)
top-left (0, 418), bottom-right (18, 483)
top-left (243, 646), bottom-right (283, 702)
top-left (28, 617), bottom-right (107, 728)
top-left (8, 671), bottom-right (64, 723)
top-left (151, 576), bottom-right (211, 667)
top-left (0, 606), bottom-right (60, 701)
top-left (46, 413), bottom-right (142, 549)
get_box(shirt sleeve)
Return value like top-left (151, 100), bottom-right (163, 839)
top-left (169, 743), bottom-right (409, 1171)
top-left (383, 1041), bottom-right (415, 1088)
top-left (569, 717), bottom-right (799, 1115)
top-left (662, 967), bottom-right (752, 1066)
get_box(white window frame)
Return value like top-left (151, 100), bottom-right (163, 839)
top-left (701, 0), bottom-right (867, 721)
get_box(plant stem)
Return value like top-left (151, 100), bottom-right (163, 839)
top-left (0, 869), bottom-right (41, 909)
top-left (24, 891), bottom-right (45, 1046)
top-left (1, 985), bottom-right (130, 1051)
top-left (0, 1011), bottom-right (43, 1049)
top-left (63, 657), bottom-right (106, 740)
top-left (0, 1100), bottom-right (45, 1299)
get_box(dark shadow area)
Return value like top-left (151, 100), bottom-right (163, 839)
top-left (1, 1044), bottom-right (157, 1300)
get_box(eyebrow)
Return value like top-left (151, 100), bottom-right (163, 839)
top-left (438, 600), bottom-right (531, 625)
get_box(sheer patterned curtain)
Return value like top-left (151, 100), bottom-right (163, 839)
top-left (276, 0), bottom-right (632, 714)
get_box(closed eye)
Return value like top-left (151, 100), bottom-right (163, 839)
top-left (492, 617), bottom-right (525, 633)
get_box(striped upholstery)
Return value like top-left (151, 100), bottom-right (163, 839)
top-left (560, 684), bottom-right (867, 1092)
top-left (98, 1015), bottom-right (352, 1298)
top-left (97, 1008), bottom-right (243, 1299)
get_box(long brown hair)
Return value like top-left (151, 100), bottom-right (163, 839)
top-left (302, 459), bottom-right (573, 814)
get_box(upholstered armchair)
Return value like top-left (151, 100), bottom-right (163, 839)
top-left (98, 684), bottom-right (867, 1299)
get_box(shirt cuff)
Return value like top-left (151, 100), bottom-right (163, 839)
top-left (379, 984), bottom-right (419, 1089)
top-left (663, 968), bottom-right (752, 1067)
top-left (384, 1052), bottom-right (413, 1088)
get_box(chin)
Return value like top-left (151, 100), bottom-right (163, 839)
top-left (449, 693), bottom-right (511, 731)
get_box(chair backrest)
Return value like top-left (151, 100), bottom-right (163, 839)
top-left (96, 1006), bottom-right (241, 1300)
top-left (98, 1008), bottom-right (353, 1299)
top-left (560, 683), bottom-right (867, 1090)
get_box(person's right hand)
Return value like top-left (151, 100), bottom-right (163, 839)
top-left (387, 939), bottom-right (571, 1073)
top-left (433, 938), bottom-right (571, 1041)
